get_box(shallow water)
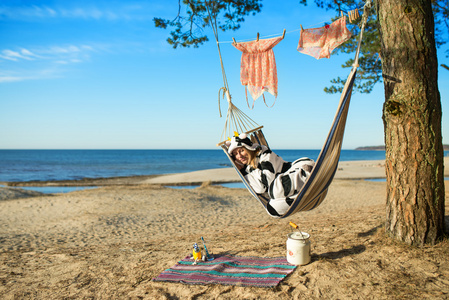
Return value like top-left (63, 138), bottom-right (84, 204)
top-left (0, 149), bottom-right (391, 183)
top-left (1, 150), bottom-right (447, 194)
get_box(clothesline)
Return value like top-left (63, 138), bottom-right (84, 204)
top-left (222, 15), bottom-right (353, 110)
top-left (209, 1), bottom-right (369, 141)
top-left (217, 24), bottom-right (314, 44)
top-left (218, 7), bottom-right (364, 44)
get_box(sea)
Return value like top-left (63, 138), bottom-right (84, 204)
top-left (0, 149), bottom-right (447, 194)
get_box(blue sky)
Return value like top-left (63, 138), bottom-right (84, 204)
top-left (1, 0), bottom-right (448, 150)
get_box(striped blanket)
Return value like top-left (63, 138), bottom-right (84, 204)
top-left (153, 254), bottom-right (296, 287)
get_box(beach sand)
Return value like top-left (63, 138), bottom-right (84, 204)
top-left (1, 159), bottom-right (448, 299)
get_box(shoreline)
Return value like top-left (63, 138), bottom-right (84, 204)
top-left (2, 157), bottom-right (448, 188)
top-left (0, 159), bottom-right (388, 187)
top-left (0, 174), bottom-right (161, 187)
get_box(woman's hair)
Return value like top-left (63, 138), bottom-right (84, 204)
top-left (247, 148), bottom-right (260, 169)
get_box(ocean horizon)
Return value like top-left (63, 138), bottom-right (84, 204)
top-left (0, 149), bottom-right (393, 183)
top-left (1, 149), bottom-right (448, 193)
top-left (1, 149), bottom-right (448, 194)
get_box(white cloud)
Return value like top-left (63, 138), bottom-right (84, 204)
top-left (20, 49), bottom-right (36, 57)
top-left (0, 63), bottom-right (68, 83)
top-left (0, 43), bottom-right (100, 83)
top-left (0, 75), bottom-right (27, 83)
top-left (55, 59), bottom-right (82, 64)
top-left (0, 44), bottom-right (93, 63)
top-left (0, 49), bottom-right (37, 61)
top-left (47, 45), bottom-right (81, 54)
top-left (0, 3), bottom-right (156, 21)
top-left (0, 53), bottom-right (17, 61)
top-left (80, 45), bottom-right (94, 51)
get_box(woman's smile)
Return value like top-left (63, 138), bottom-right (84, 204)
top-left (232, 147), bottom-right (249, 165)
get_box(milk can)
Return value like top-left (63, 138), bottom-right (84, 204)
top-left (286, 231), bottom-right (311, 265)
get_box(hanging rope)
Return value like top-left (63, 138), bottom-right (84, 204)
top-left (206, 0), bottom-right (371, 143)
top-left (218, 0), bottom-right (373, 218)
top-left (207, 5), bottom-right (229, 115)
top-left (206, 2), bottom-right (260, 143)
top-left (353, 0), bottom-right (371, 68)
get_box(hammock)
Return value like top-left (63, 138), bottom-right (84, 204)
top-left (210, 1), bottom-right (371, 218)
top-left (219, 67), bottom-right (356, 218)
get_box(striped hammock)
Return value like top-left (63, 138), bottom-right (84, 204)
top-left (219, 67), bottom-right (357, 218)
top-left (214, 1), bottom-right (371, 218)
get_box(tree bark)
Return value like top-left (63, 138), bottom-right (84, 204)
top-left (376, 0), bottom-right (445, 245)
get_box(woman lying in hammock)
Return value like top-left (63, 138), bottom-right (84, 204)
top-left (226, 133), bottom-right (315, 215)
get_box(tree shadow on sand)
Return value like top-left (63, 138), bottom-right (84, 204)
top-left (315, 244), bottom-right (366, 260)
top-left (357, 224), bottom-right (384, 238)
top-left (312, 224), bottom-right (385, 260)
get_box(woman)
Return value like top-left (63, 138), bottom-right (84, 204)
top-left (226, 133), bottom-right (315, 215)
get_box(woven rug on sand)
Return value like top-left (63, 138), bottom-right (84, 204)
top-left (153, 254), bottom-right (296, 287)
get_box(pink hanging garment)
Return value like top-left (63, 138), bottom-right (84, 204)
top-left (297, 17), bottom-right (352, 59)
top-left (233, 36), bottom-right (283, 108)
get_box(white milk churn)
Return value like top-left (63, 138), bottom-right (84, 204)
top-left (286, 231), bottom-right (311, 265)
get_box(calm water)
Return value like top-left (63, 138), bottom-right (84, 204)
top-left (0, 149), bottom-right (391, 183)
top-left (1, 149), bottom-right (447, 194)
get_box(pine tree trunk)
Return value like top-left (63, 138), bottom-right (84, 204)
top-left (376, 0), bottom-right (445, 245)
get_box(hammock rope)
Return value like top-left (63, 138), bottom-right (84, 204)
top-left (209, 1), bottom-right (369, 145)
top-left (206, 4), bottom-right (261, 142)
top-left (217, 0), bottom-right (372, 218)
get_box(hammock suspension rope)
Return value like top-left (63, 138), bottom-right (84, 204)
top-left (209, 0), bottom-right (372, 218)
top-left (206, 3), bottom-right (260, 142)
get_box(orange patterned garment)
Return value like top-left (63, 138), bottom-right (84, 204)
top-left (297, 17), bottom-right (352, 59)
top-left (233, 36), bottom-right (283, 106)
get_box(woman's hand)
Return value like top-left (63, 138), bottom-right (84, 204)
top-left (234, 159), bottom-right (245, 170)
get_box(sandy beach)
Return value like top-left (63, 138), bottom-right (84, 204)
top-left (1, 158), bottom-right (448, 299)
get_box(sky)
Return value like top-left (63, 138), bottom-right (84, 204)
top-left (0, 0), bottom-right (448, 150)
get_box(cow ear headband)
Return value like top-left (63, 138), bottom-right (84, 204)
top-left (226, 132), bottom-right (260, 155)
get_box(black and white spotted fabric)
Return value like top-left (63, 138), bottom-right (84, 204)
top-left (240, 145), bottom-right (315, 216)
top-left (226, 133), bottom-right (260, 154)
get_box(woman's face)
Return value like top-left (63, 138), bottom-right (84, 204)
top-left (232, 147), bottom-right (250, 165)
